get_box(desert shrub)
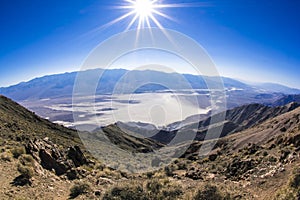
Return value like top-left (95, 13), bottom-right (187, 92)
top-left (103, 184), bottom-right (149, 200)
top-left (280, 150), bottom-right (290, 162)
top-left (146, 179), bottom-right (163, 194)
top-left (11, 146), bottom-right (26, 158)
top-left (70, 181), bottom-right (91, 198)
top-left (19, 154), bottom-right (34, 166)
top-left (0, 152), bottom-right (12, 162)
top-left (193, 184), bottom-right (230, 200)
top-left (103, 180), bottom-right (183, 200)
top-left (289, 170), bottom-right (300, 189)
top-left (164, 164), bottom-right (177, 176)
top-left (176, 161), bottom-right (187, 170)
top-left (17, 164), bottom-right (34, 179)
top-left (262, 151), bottom-right (268, 157)
top-left (12, 160), bottom-right (34, 186)
top-left (268, 156), bottom-right (277, 163)
top-left (146, 171), bottom-right (155, 179)
top-left (275, 187), bottom-right (299, 200)
top-left (159, 187), bottom-right (183, 200)
top-left (274, 168), bottom-right (300, 199)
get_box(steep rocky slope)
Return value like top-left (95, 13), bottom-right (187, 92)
top-left (132, 102), bottom-right (300, 144)
top-left (178, 106), bottom-right (300, 199)
top-left (0, 95), bottom-right (84, 148)
top-left (1, 95), bottom-right (300, 199)
top-left (95, 124), bottom-right (164, 153)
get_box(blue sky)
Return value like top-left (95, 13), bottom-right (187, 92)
top-left (0, 0), bottom-right (299, 88)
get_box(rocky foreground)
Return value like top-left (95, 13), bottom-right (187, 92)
top-left (1, 95), bottom-right (300, 199)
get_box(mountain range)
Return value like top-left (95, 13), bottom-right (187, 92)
top-left (1, 69), bottom-right (300, 130)
top-left (1, 69), bottom-right (299, 101)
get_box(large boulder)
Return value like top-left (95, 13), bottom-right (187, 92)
top-left (25, 138), bottom-right (87, 176)
top-left (67, 146), bottom-right (88, 167)
top-left (39, 149), bottom-right (72, 175)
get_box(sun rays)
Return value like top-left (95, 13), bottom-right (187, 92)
top-left (112, 0), bottom-right (171, 30)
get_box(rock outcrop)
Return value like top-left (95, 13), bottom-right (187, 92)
top-left (26, 137), bottom-right (88, 176)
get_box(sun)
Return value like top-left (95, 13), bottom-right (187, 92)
top-left (104, 0), bottom-right (176, 31)
top-left (122, 0), bottom-right (170, 30)
top-left (101, 1), bottom-right (206, 33)
top-left (133, 0), bottom-right (154, 18)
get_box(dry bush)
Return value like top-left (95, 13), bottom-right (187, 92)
top-left (193, 184), bottom-right (231, 200)
top-left (70, 181), bottom-right (91, 198)
top-left (11, 146), bottom-right (26, 158)
top-left (103, 184), bottom-right (148, 200)
top-left (103, 179), bottom-right (183, 200)
top-left (0, 152), bottom-right (13, 162)
top-left (19, 154), bottom-right (35, 166)
top-left (289, 169), bottom-right (300, 189)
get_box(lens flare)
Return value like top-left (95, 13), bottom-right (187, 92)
top-left (96, 1), bottom-right (210, 45)
top-left (118, 0), bottom-right (172, 30)
top-left (133, 0), bottom-right (154, 18)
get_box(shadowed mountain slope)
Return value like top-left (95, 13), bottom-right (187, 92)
top-left (0, 95), bottom-right (80, 147)
top-left (0, 95), bottom-right (164, 155)
top-left (94, 124), bottom-right (164, 153)
top-left (272, 94), bottom-right (300, 106)
top-left (118, 102), bottom-right (300, 144)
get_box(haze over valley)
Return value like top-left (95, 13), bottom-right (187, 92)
top-left (1, 68), bottom-right (299, 131)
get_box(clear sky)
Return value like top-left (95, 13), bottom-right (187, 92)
top-left (0, 0), bottom-right (299, 88)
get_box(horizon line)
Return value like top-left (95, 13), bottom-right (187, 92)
top-left (0, 67), bottom-right (300, 90)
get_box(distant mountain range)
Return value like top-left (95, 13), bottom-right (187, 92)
top-left (1, 69), bottom-right (299, 129)
top-left (0, 68), bottom-right (299, 101)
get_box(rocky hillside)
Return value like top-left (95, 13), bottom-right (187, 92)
top-left (124, 102), bottom-right (300, 144)
top-left (1, 95), bottom-right (300, 199)
top-left (179, 106), bottom-right (300, 199)
top-left (0, 95), bottom-right (80, 147)
top-left (96, 124), bottom-right (164, 153)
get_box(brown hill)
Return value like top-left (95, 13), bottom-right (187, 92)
top-left (99, 124), bottom-right (164, 153)
top-left (1, 94), bottom-right (300, 199)
top-left (0, 95), bottom-right (81, 147)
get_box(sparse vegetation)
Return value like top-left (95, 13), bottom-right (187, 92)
top-left (103, 180), bottom-right (183, 200)
top-left (11, 146), bottom-right (26, 158)
top-left (289, 169), bottom-right (300, 189)
top-left (193, 184), bottom-right (230, 200)
top-left (176, 160), bottom-right (187, 170)
top-left (0, 152), bottom-right (12, 162)
top-left (164, 164), bottom-right (176, 176)
top-left (2, 95), bottom-right (300, 199)
top-left (70, 181), bottom-right (91, 198)
top-left (17, 164), bottom-right (34, 179)
top-left (19, 154), bottom-right (34, 166)
top-left (13, 163), bottom-right (34, 186)
top-left (103, 184), bottom-right (148, 200)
